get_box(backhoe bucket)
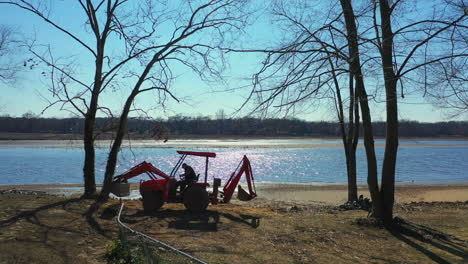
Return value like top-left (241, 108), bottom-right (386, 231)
top-left (237, 185), bottom-right (255, 201)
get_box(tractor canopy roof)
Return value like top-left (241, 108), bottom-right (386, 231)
top-left (177, 150), bottom-right (216, 158)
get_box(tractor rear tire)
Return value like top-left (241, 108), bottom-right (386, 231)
top-left (141, 190), bottom-right (164, 213)
top-left (183, 185), bottom-right (209, 213)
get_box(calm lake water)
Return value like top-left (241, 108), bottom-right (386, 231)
top-left (0, 139), bottom-right (467, 185)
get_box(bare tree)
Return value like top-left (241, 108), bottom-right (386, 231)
top-left (2, 0), bottom-right (250, 199)
top-left (237, 0), bottom-right (363, 202)
top-left (0, 25), bottom-right (20, 84)
top-left (426, 60), bottom-right (468, 117)
top-left (1, 0), bottom-right (134, 197)
top-left (360, 0), bottom-right (468, 222)
top-left (99, 0), bottom-right (250, 201)
top-left (418, 2), bottom-right (468, 117)
top-left (216, 109), bottom-right (227, 120)
top-left (241, 0), bottom-right (467, 223)
top-left (339, 0), bottom-right (378, 205)
top-left (326, 0), bottom-right (467, 222)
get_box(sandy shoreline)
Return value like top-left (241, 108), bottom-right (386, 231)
top-left (256, 183), bottom-right (468, 204)
top-left (1, 183), bottom-right (467, 205)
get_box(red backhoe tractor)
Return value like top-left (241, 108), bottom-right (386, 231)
top-left (110, 150), bottom-right (257, 213)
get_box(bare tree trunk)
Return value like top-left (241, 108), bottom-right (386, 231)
top-left (82, 98), bottom-right (99, 199)
top-left (82, 90), bottom-right (100, 198)
top-left (343, 137), bottom-right (358, 202)
top-left (356, 76), bottom-right (383, 218)
top-left (82, 41), bottom-right (105, 198)
top-left (339, 0), bottom-right (383, 217)
top-left (379, 0), bottom-right (399, 223)
top-left (341, 87), bottom-right (358, 203)
top-left (98, 92), bottom-right (135, 201)
top-left (82, 116), bottom-right (96, 198)
top-left (346, 149), bottom-right (357, 201)
top-left (327, 50), bottom-right (359, 202)
top-left (346, 74), bottom-right (360, 202)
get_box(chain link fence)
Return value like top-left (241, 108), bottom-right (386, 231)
top-left (113, 202), bottom-right (208, 264)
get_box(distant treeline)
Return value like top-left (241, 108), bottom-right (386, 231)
top-left (0, 116), bottom-right (467, 138)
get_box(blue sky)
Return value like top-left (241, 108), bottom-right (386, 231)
top-left (0, 1), bottom-right (463, 122)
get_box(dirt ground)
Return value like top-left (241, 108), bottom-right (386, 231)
top-left (0, 189), bottom-right (467, 264)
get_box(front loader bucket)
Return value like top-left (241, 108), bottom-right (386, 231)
top-left (237, 185), bottom-right (255, 201)
top-left (111, 182), bottom-right (130, 197)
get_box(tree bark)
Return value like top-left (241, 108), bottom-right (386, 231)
top-left (82, 38), bottom-right (105, 198)
top-left (82, 93), bottom-right (100, 199)
top-left (346, 73), bottom-right (359, 202)
top-left (378, 0), bottom-right (399, 223)
top-left (327, 49), bottom-right (359, 202)
top-left (346, 146), bottom-right (358, 201)
top-left (82, 115), bottom-right (96, 198)
top-left (339, 0), bottom-right (383, 217)
top-left (356, 74), bottom-right (383, 218)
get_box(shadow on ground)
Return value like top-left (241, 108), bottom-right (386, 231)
top-left (389, 217), bottom-right (468, 264)
top-left (119, 206), bottom-right (261, 232)
top-left (0, 194), bottom-right (115, 263)
top-left (0, 196), bottom-right (111, 237)
top-left (0, 197), bottom-right (82, 227)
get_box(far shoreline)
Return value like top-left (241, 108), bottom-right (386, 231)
top-left (1, 132), bottom-right (468, 141)
top-left (1, 136), bottom-right (468, 149)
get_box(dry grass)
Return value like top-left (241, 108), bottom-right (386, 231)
top-left (0, 193), bottom-right (467, 264)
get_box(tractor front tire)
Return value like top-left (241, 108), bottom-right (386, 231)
top-left (183, 185), bottom-right (209, 213)
top-left (141, 190), bottom-right (164, 213)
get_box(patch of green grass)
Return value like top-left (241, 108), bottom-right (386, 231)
top-left (106, 239), bottom-right (144, 264)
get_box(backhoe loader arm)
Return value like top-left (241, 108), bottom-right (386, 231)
top-left (222, 155), bottom-right (257, 203)
top-left (113, 161), bottom-right (170, 182)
